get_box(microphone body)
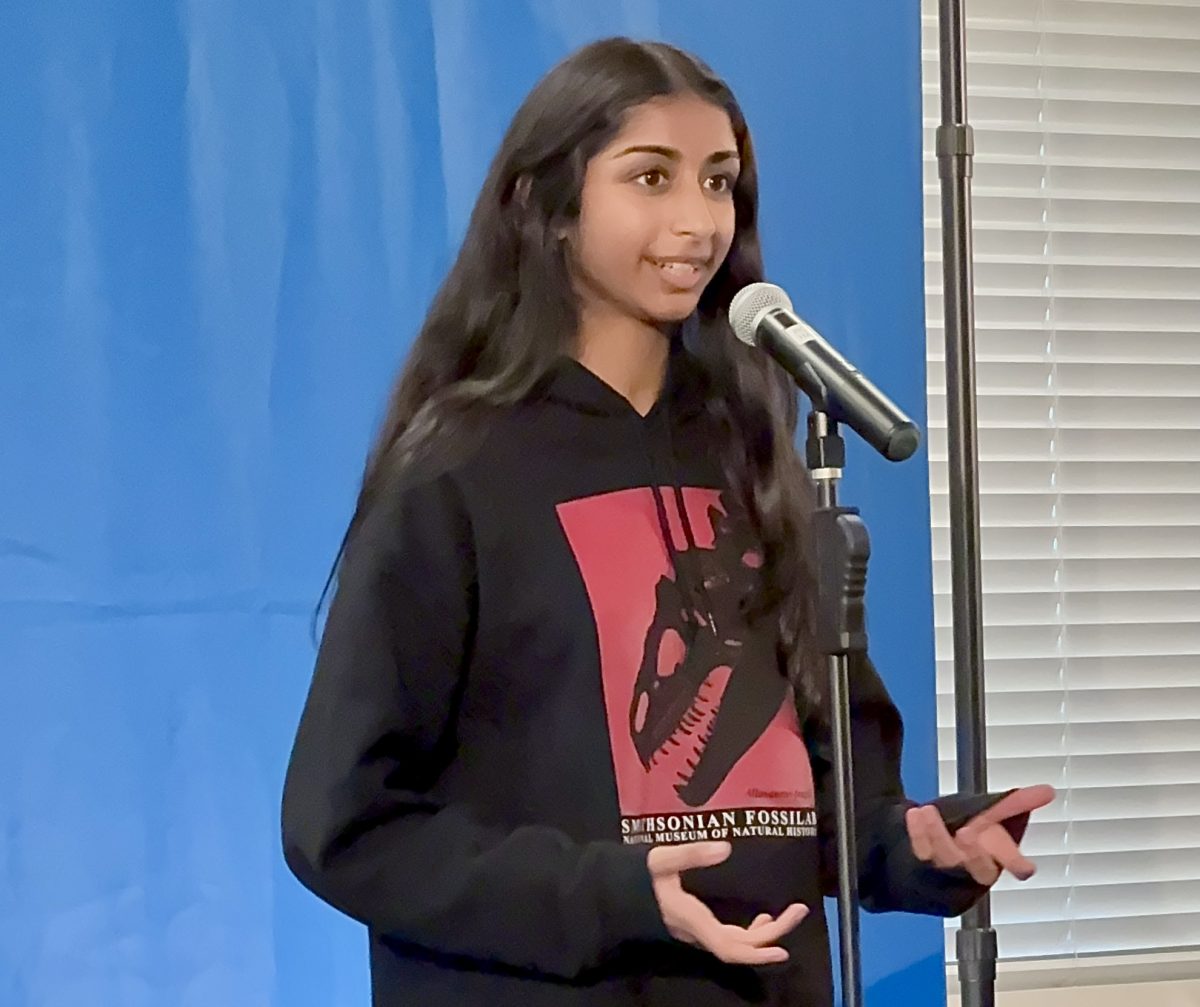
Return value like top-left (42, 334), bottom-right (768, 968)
top-left (729, 284), bottom-right (921, 463)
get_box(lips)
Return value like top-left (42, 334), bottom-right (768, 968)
top-left (648, 256), bottom-right (710, 290)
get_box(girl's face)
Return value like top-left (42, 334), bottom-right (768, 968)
top-left (568, 94), bottom-right (740, 327)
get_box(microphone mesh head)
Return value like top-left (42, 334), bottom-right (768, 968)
top-left (728, 282), bottom-right (794, 346)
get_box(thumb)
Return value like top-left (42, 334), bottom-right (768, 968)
top-left (648, 841), bottom-right (732, 877)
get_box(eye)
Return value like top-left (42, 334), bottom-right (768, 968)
top-left (636, 167), bottom-right (669, 187)
top-left (707, 173), bottom-right (737, 194)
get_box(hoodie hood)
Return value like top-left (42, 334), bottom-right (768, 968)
top-left (539, 334), bottom-right (717, 640)
top-left (539, 328), bottom-right (709, 423)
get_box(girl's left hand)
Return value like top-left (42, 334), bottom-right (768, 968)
top-left (904, 784), bottom-right (1057, 887)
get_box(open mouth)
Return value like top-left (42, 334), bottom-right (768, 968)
top-left (647, 257), bottom-right (708, 289)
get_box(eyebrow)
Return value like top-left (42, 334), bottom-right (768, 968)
top-left (612, 144), bottom-right (740, 165)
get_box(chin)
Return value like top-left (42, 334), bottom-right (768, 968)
top-left (647, 298), bottom-right (700, 323)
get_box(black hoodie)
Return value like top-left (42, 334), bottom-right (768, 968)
top-left (281, 336), bottom-right (1027, 1006)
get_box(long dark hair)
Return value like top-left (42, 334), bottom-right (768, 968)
top-left (318, 37), bottom-right (822, 703)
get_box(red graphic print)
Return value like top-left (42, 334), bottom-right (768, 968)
top-left (557, 487), bottom-right (814, 833)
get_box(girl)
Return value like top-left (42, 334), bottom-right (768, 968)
top-left (281, 36), bottom-right (1052, 1007)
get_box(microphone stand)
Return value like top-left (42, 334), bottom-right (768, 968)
top-left (806, 408), bottom-right (871, 1007)
top-left (935, 0), bottom-right (997, 1002)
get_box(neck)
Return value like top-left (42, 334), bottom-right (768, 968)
top-left (572, 302), bottom-right (673, 417)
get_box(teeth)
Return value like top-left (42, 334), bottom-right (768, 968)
top-left (655, 259), bottom-right (701, 278)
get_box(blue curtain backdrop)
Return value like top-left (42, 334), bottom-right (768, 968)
top-left (0, 2), bottom-right (939, 1003)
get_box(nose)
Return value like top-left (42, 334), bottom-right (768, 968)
top-left (667, 180), bottom-right (718, 242)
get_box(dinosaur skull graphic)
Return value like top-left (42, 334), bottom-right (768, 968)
top-left (629, 502), bottom-right (788, 807)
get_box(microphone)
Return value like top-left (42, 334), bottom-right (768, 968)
top-left (728, 282), bottom-right (921, 462)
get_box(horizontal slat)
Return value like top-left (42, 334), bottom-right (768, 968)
top-left (926, 361), bottom-right (1200, 397)
top-left (1016, 817), bottom-right (1200, 856)
top-left (933, 589), bottom-right (1200, 626)
top-left (933, 620), bottom-right (1200, 657)
top-left (929, 259), bottom-right (1200, 294)
top-left (1018, 814), bottom-right (1198, 853)
top-left (936, 684), bottom-right (1200, 714)
top-left (922, 129), bottom-right (1200, 169)
top-left (921, 29), bottom-right (1200, 73)
top-left (1061, 911), bottom-right (1200, 956)
top-left (925, 328), bottom-right (1200, 365)
top-left (978, 911), bottom-right (1200, 950)
top-left (988, 844), bottom-right (1200, 889)
top-left (921, 64), bottom-right (1200, 105)
top-left (931, 556), bottom-right (1200, 592)
top-left (936, 750), bottom-right (1200, 790)
top-left (989, 881), bottom-right (1200, 926)
top-left (925, 184), bottom-right (1200, 210)
top-left (922, 3), bottom-right (1200, 39)
top-left (945, 912), bottom-right (1200, 961)
top-left (934, 653), bottom-right (1200, 692)
top-left (930, 194), bottom-right (1200, 232)
top-left (926, 293), bottom-right (1200, 328)
top-left (927, 233), bottom-right (1200, 265)
top-left (937, 721), bottom-right (1200, 760)
top-left (927, 428), bottom-right (1200, 462)
top-left (930, 524), bottom-right (1200, 559)
top-left (923, 95), bottom-right (1200, 141)
top-left (922, 86), bottom-right (1200, 113)
top-left (935, 783), bottom-right (1200, 830)
top-left (925, 160), bottom-right (1200, 201)
top-left (930, 492), bottom-right (1200, 527)
top-left (922, 53), bottom-right (1200, 79)
top-left (926, 395), bottom-right (1200, 430)
top-left (928, 459), bottom-right (1200, 492)
top-left (930, 251), bottom-right (1200, 271)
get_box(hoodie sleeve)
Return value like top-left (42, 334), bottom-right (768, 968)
top-left (805, 653), bottom-right (1031, 918)
top-left (280, 470), bottom-right (670, 979)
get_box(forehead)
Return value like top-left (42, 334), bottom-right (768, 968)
top-left (603, 95), bottom-right (738, 155)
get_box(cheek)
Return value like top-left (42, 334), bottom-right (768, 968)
top-left (577, 205), bottom-right (654, 274)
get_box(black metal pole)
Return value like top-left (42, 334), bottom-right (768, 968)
top-left (829, 647), bottom-right (862, 1007)
top-left (815, 469), bottom-right (863, 1007)
top-left (935, 0), bottom-right (997, 1003)
top-left (806, 409), bottom-right (870, 1007)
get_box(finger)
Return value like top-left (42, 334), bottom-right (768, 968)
top-left (740, 903), bottom-right (809, 947)
top-left (953, 825), bottom-right (1002, 886)
top-left (907, 805), bottom-right (956, 868)
top-left (648, 841), bottom-right (732, 877)
top-left (963, 851), bottom-right (1001, 887)
top-left (920, 806), bottom-right (967, 870)
top-left (684, 898), bottom-right (798, 966)
top-left (972, 823), bottom-right (1036, 881)
top-left (710, 928), bottom-right (790, 966)
top-left (715, 942), bottom-right (789, 966)
top-left (966, 785), bottom-right (1057, 831)
top-left (695, 912), bottom-right (790, 966)
top-left (749, 913), bottom-right (773, 929)
top-left (906, 806), bottom-right (934, 861)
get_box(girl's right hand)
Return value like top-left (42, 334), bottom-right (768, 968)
top-left (646, 840), bottom-right (809, 966)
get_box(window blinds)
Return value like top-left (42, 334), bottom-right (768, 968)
top-left (920, 0), bottom-right (1200, 960)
